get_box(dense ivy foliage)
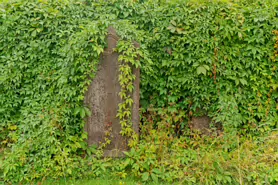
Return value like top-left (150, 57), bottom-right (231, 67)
top-left (0, 0), bottom-right (108, 182)
top-left (99, 0), bottom-right (278, 133)
top-left (0, 0), bottom-right (277, 184)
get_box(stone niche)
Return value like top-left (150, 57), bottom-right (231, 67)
top-left (190, 108), bottom-right (211, 135)
top-left (190, 109), bottom-right (222, 136)
top-left (191, 115), bottom-right (211, 135)
top-left (84, 27), bottom-right (140, 157)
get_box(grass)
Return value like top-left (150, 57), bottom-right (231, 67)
top-left (41, 177), bottom-right (162, 185)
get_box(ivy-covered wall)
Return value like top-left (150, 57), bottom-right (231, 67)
top-left (0, 0), bottom-right (277, 183)
top-left (134, 0), bottom-right (278, 133)
top-left (100, 0), bottom-right (278, 132)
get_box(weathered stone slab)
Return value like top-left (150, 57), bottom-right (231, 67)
top-left (191, 115), bottom-right (211, 135)
top-left (84, 27), bottom-right (140, 157)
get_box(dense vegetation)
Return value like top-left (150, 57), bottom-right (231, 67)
top-left (0, 0), bottom-right (277, 184)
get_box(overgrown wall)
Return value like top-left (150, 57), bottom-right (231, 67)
top-left (0, 0), bottom-right (277, 183)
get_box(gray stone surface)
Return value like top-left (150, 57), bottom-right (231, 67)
top-left (84, 27), bottom-right (140, 157)
top-left (191, 115), bottom-right (211, 135)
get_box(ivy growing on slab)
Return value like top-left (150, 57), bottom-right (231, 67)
top-left (116, 40), bottom-right (141, 148)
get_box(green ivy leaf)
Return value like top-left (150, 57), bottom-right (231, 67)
top-left (142, 172), bottom-right (149, 181)
top-left (239, 78), bottom-right (247, 86)
top-left (197, 66), bottom-right (207, 75)
top-left (151, 173), bottom-right (158, 183)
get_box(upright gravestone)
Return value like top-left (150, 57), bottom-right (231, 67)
top-left (84, 27), bottom-right (140, 157)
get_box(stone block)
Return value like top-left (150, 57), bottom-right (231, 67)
top-left (84, 27), bottom-right (140, 157)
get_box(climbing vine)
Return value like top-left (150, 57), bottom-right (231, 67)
top-left (116, 40), bottom-right (142, 147)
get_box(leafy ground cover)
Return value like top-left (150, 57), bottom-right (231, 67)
top-left (1, 129), bottom-right (277, 185)
top-left (39, 176), bottom-right (162, 185)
